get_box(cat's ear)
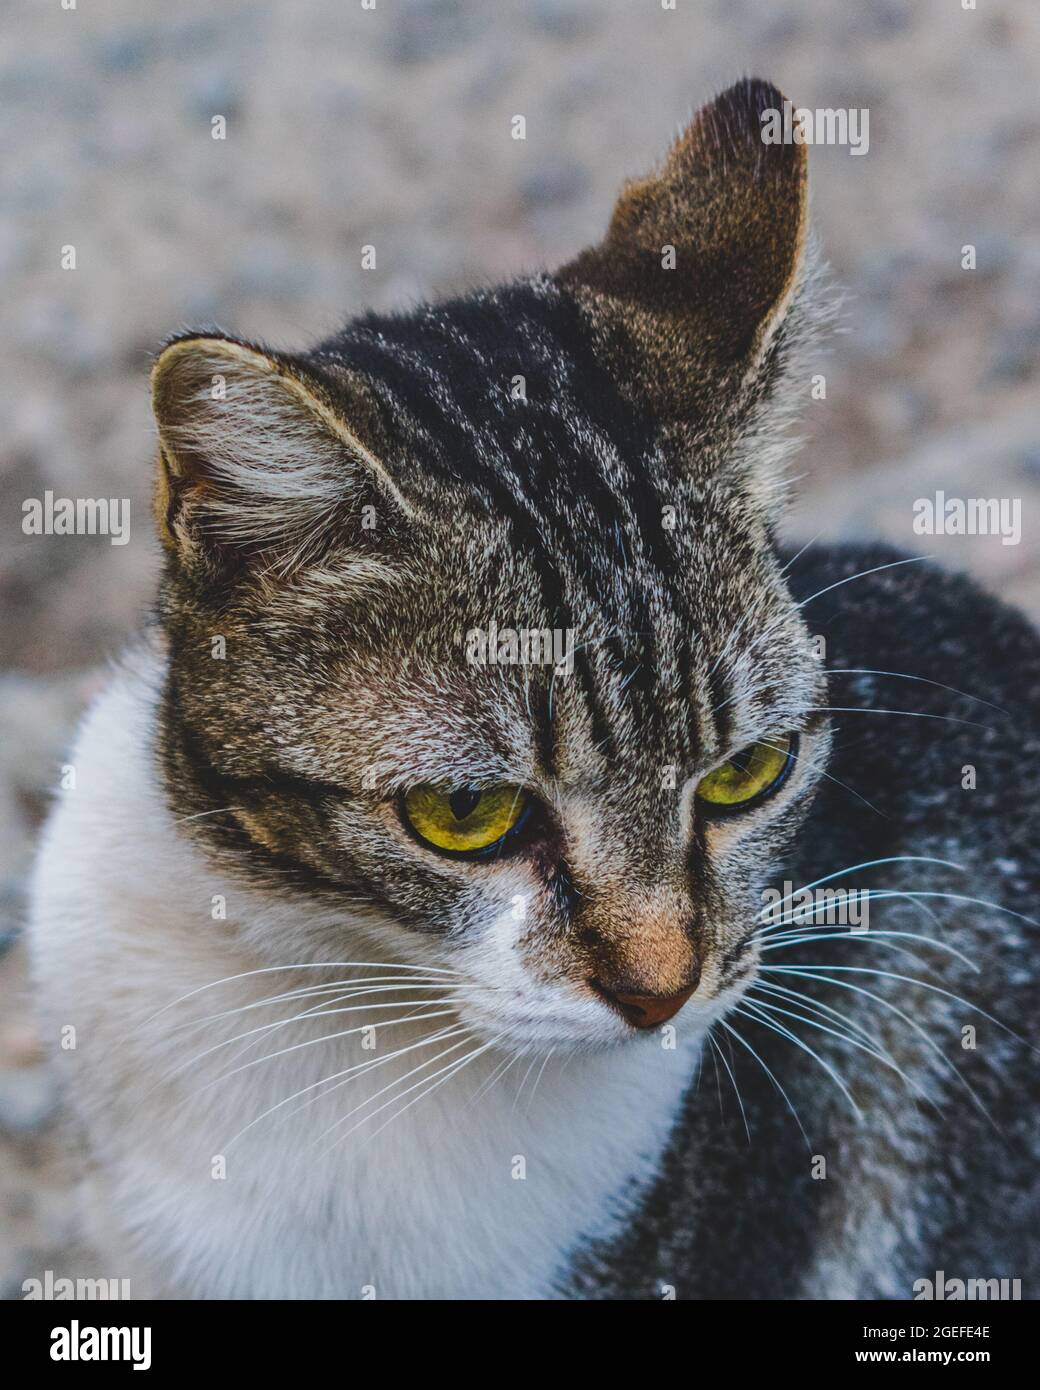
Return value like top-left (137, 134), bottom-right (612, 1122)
top-left (151, 334), bottom-right (412, 580)
top-left (558, 78), bottom-right (809, 420)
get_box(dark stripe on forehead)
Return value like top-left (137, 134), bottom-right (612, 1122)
top-left (326, 282), bottom-right (654, 611)
top-left (671, 626), bottom-right (697, 765)
top-left (533, 287), bottom-right (697, 750)
top-left (574, 645), bottom-right (620, 759)
top-left (527, 674), bottom-right (556, 781)
top-left (704, 653), bottom-right (732, 752)
top-left (316, 278), bottom-right (697, 766)
top-left (328, 321), bottom-right (578, 649)
top-left (498, 287), bottom-right (675, 753)
top-left (351, 335), bottom-right (624, 764)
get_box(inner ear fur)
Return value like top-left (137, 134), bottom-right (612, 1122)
top-left (151, 335), bottom-right (412, 578)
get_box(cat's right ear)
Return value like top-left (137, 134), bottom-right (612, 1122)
top-left (558, 78), bottom-right (809, 422)
top-left (151, 334), bottom-right (412, 582)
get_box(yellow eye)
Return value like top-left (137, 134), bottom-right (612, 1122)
top-left (696, 735), bottom-right (795, 813)
top-left (402, 784), bottom-right (530, 856)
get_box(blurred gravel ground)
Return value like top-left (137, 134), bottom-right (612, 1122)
top-left (2, 0), bottom-right (1039, 1295)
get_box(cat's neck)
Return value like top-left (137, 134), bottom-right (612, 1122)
top-left (32, 655), bottom-right (699, 1298)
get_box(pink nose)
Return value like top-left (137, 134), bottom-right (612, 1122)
top-left (591, 977), bottom-right (699, 1029)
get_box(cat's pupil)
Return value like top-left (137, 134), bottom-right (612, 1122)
top-left (449, 789), bottom-right (481, 821)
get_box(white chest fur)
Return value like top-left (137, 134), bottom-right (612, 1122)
top-left (29, 656), bottom-right (697, 1299)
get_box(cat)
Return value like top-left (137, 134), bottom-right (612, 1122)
top-left (28, 78), bottom-right (1040, 1300)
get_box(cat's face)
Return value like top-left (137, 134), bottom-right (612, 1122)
top-left (152, 80), bottom-right (828, 1052)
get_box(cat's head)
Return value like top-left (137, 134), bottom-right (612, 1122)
top-left (151, 79), bottom-right (829, 1051)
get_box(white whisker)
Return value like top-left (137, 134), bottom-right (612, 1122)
top-left (355, 1037), bottom-right (500, 1151)
top-left (169, 978), bottom-right (500, 1036)
top-left (708, 1033), bottom-right (750, 1144)
top-left (146, 960), bottom-right (461, 1022)
top-left (734, 1002), bottom-right (863, 1122)
top-left (757, 966), bottom-right (1001, 1131)
top-left (717, 1017), bottom-right (811, 1150)
top-left (222, 1023), bottom-right (471, 1149)
top-left (315, 1034), bottom-right (495, 1156)
top-left (172, 1008), bottom-right (465, 1102)
top-left (753, 857), bottom-right (964, 925)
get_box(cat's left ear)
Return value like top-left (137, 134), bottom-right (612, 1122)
top-left (558, 78), bottom-right (810, 421)
top-left (151, 334), bottom-right (412, 581)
